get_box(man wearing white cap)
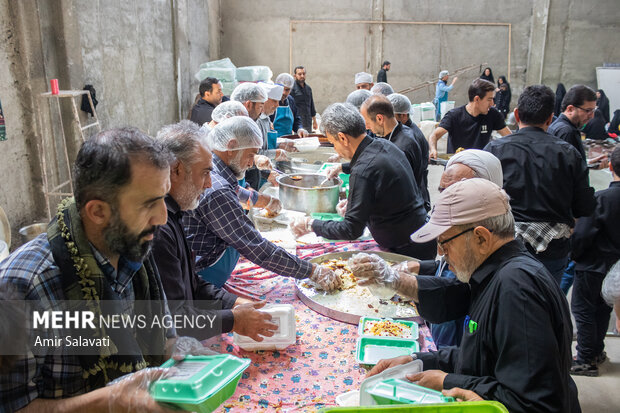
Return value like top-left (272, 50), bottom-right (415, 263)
top-left (354, 72), bottom-right (374, 90)
top-left (363, 178), bottom-right (580, 413)
top-left (271, 73), bottom-right (308, 138)
top-left (434, 70), bottom-right (457, 121)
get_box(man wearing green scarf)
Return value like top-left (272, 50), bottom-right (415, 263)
top-left (0, 128), bottom-right (210, 412)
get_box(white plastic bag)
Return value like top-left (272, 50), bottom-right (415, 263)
top-left (602, 260), bottom-right (620, 306)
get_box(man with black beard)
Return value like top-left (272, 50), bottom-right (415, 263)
top-left (0, 128), bottom-right (218, 412)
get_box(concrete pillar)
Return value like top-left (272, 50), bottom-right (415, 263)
top-left (526, 0), bottom-right (551, 85)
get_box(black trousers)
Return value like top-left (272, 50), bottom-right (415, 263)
top-left (572, 270), bottom-right (613, 363)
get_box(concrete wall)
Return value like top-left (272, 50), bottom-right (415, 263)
top-left (0, 0), bottom-right (214, 246)
top-left (215, 0), bottom-right (620, 114)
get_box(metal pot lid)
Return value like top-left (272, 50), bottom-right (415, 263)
top-left (0, 205), bottom-right (10, 248)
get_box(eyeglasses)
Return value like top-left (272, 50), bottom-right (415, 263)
top-left (437, 227), bottom-right (474, 253)
top-left (574, 105), bottom-right (595, 114)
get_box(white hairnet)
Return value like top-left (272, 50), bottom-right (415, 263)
top-left (370, 82), bottom-right (394, 96)
top-left (211, 101), bottom-right (248, 123)
top-left (346, 89), bottom-right (372, 109)
top-left (387, 93), bottom-right (411, 114)
top-left (259, 82), bottom-right (284, 101)
top-left (355, 72), bottom-right (373, 85)
top-left (207, 115), bottom-right (263, 152)
top-left (446, 149), bottom-right (504, 187)
top-left (439, 70), bottom-right (449, 79)
top-left (230, 82), bottom-right (268, 103)
top-left (602, 260), bottom-right (620, 306)
top-left (275, 73), bottom-right (295, 89)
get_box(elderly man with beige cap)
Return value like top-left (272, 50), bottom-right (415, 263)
top-left (354, 72), bottom-right (374, 90)
top-left (358, 178), bottom-right (580, 413)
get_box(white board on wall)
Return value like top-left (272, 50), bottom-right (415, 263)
top-left (596, 67), bottom-right (620, 116)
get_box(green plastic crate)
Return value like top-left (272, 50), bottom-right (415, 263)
top-left (320, 401), bottom-right (509, 412)
top-left (367, 378), bottom-right (455, 405)
top-left (356, 337), bottom-right (420, 366)
top-left (150, 355), bottom-right (250, 413)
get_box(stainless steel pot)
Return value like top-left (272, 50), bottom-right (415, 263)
top-left (277, 173), bottom-right (342, 214)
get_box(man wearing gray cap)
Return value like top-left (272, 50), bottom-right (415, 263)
top-left (434, 70), bottom-right (457, 121)
top-left (272, 73), bottom-right (308, 138)
top-left (355, 72), bottom-right (374, 90)
top-left (362, 178), bottom-right (580, 413)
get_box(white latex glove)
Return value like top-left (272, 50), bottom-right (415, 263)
top-left (171, 336), bottom-right (219, 360)
top-left (298, 128), bottom-right (309, 138)
top-left (290, 215), bottom-right (313, 238)
top-left (254, 154), bottom-right (272, 170)
top-left (325, 164), bottom-right (343, 179)
top-left (336, 199), bottom-right (348, 217)
top-left (107, 368), bottom-right (178, 413)
top-left (309, 263), bottom-right (342, 291)
top-left (268, 170), bottom-right (279, 187)
top-left (275, 149), bottom-right (290, 161)
top-left (265, 196), bottom-right (282, 214)
top-left (327, 154), bottom-right (341, 163)
top-left (347, 253), bottom-right (401, 286)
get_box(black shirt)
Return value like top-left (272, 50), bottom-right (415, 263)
top-left (312, 136), bottom-right (427, 250)
top-left (485, 127), bottom-right (595, 258)
top-left (190, 99), bottom-right (217, 126)
top-left (377, 68), bottom-right (387, 83)
top-left (547, 114), bottom-right (587, 161)
top-left (440, 106), bottom-right (505, 153)
top-left (416, 240), bottom-right (580, 413)
top-left (153, 195), bottom-right (236, 339)
top-left (290, 81), bottom-right (316, 131)
top-left (388, 122), bottom-right (431, 211)
top-left (572, 181), bottom-right (620, 274)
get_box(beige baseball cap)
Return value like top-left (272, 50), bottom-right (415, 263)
top-left (411, 178), bottom-right (510, 243)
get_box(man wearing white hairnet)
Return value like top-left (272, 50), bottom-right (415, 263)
top-left (388, 93), bottom-right (414, 128)
top-left (231, 82), bottom-right (268, 121)
top-left (370, 82), bottom-right (394, 96)
top-left (201, 100), bottom-right (248, 135)
top-left (354, 72), bottom-right (374, 90)
top-left (271, 73), bottom-right (308, 138)
top-left (346, 89), bottom-right (372, 110)
top-left (361, 178), bottom-right (580, 413)
top-left (184, 116), bottom-right (341, 291)
top-left (434, 70), bottom-right (457, 121)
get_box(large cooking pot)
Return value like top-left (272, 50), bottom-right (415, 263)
top-left (277, 173), bottom-right (342, 214)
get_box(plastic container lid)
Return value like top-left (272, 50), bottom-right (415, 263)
top-left (293, 137), bottom-right (321, 152)
top-left (233, 304), bottom-right (296, 351)
top-left (359, 359), bottom-right (423, 406)
top-left (151, 354), bottom-right (249, 413)
top-left (356, 337), bottom-right (420, 366)
top-left (358, 317), bottom-right (419, 340)
top-left (367, 378), bottom-right (455, 405)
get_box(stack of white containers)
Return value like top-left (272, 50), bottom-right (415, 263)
top-left (194, 58), bottom-right (273, 96)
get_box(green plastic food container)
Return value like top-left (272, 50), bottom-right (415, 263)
top-left (319, 401), bottom-right (509, 412)
top-left (150, 355), bottom-right (250, 413)
top-left (367, 378), bottom-right (455, 405)
top-left (356, 337), bottom-right (420, 366)
top-left (358, 317), bottom-right (419, 340)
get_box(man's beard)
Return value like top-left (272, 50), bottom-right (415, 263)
top-left (448, 243), bottom-right (481, 283)
top-left (103, 209), bottom-right (158, 262)
top-left (176, 172), bottom-right (203, 211)
top-left (228, 151), bottom-right (247, 180)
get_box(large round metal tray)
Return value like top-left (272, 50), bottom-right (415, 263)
top-left (296, 251), bottom-right (423, 325)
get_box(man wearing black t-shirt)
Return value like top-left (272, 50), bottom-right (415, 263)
top-left (429, 79), bottom-right (511, 158)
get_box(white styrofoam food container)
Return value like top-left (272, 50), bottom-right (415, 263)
top-left (233, 304), bottom-right (296, 351)
top-left (359, 359), bottom-right (423, 406)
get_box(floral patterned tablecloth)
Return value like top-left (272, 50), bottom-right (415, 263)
top-left (205, 240), bottom-right (436, 412)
